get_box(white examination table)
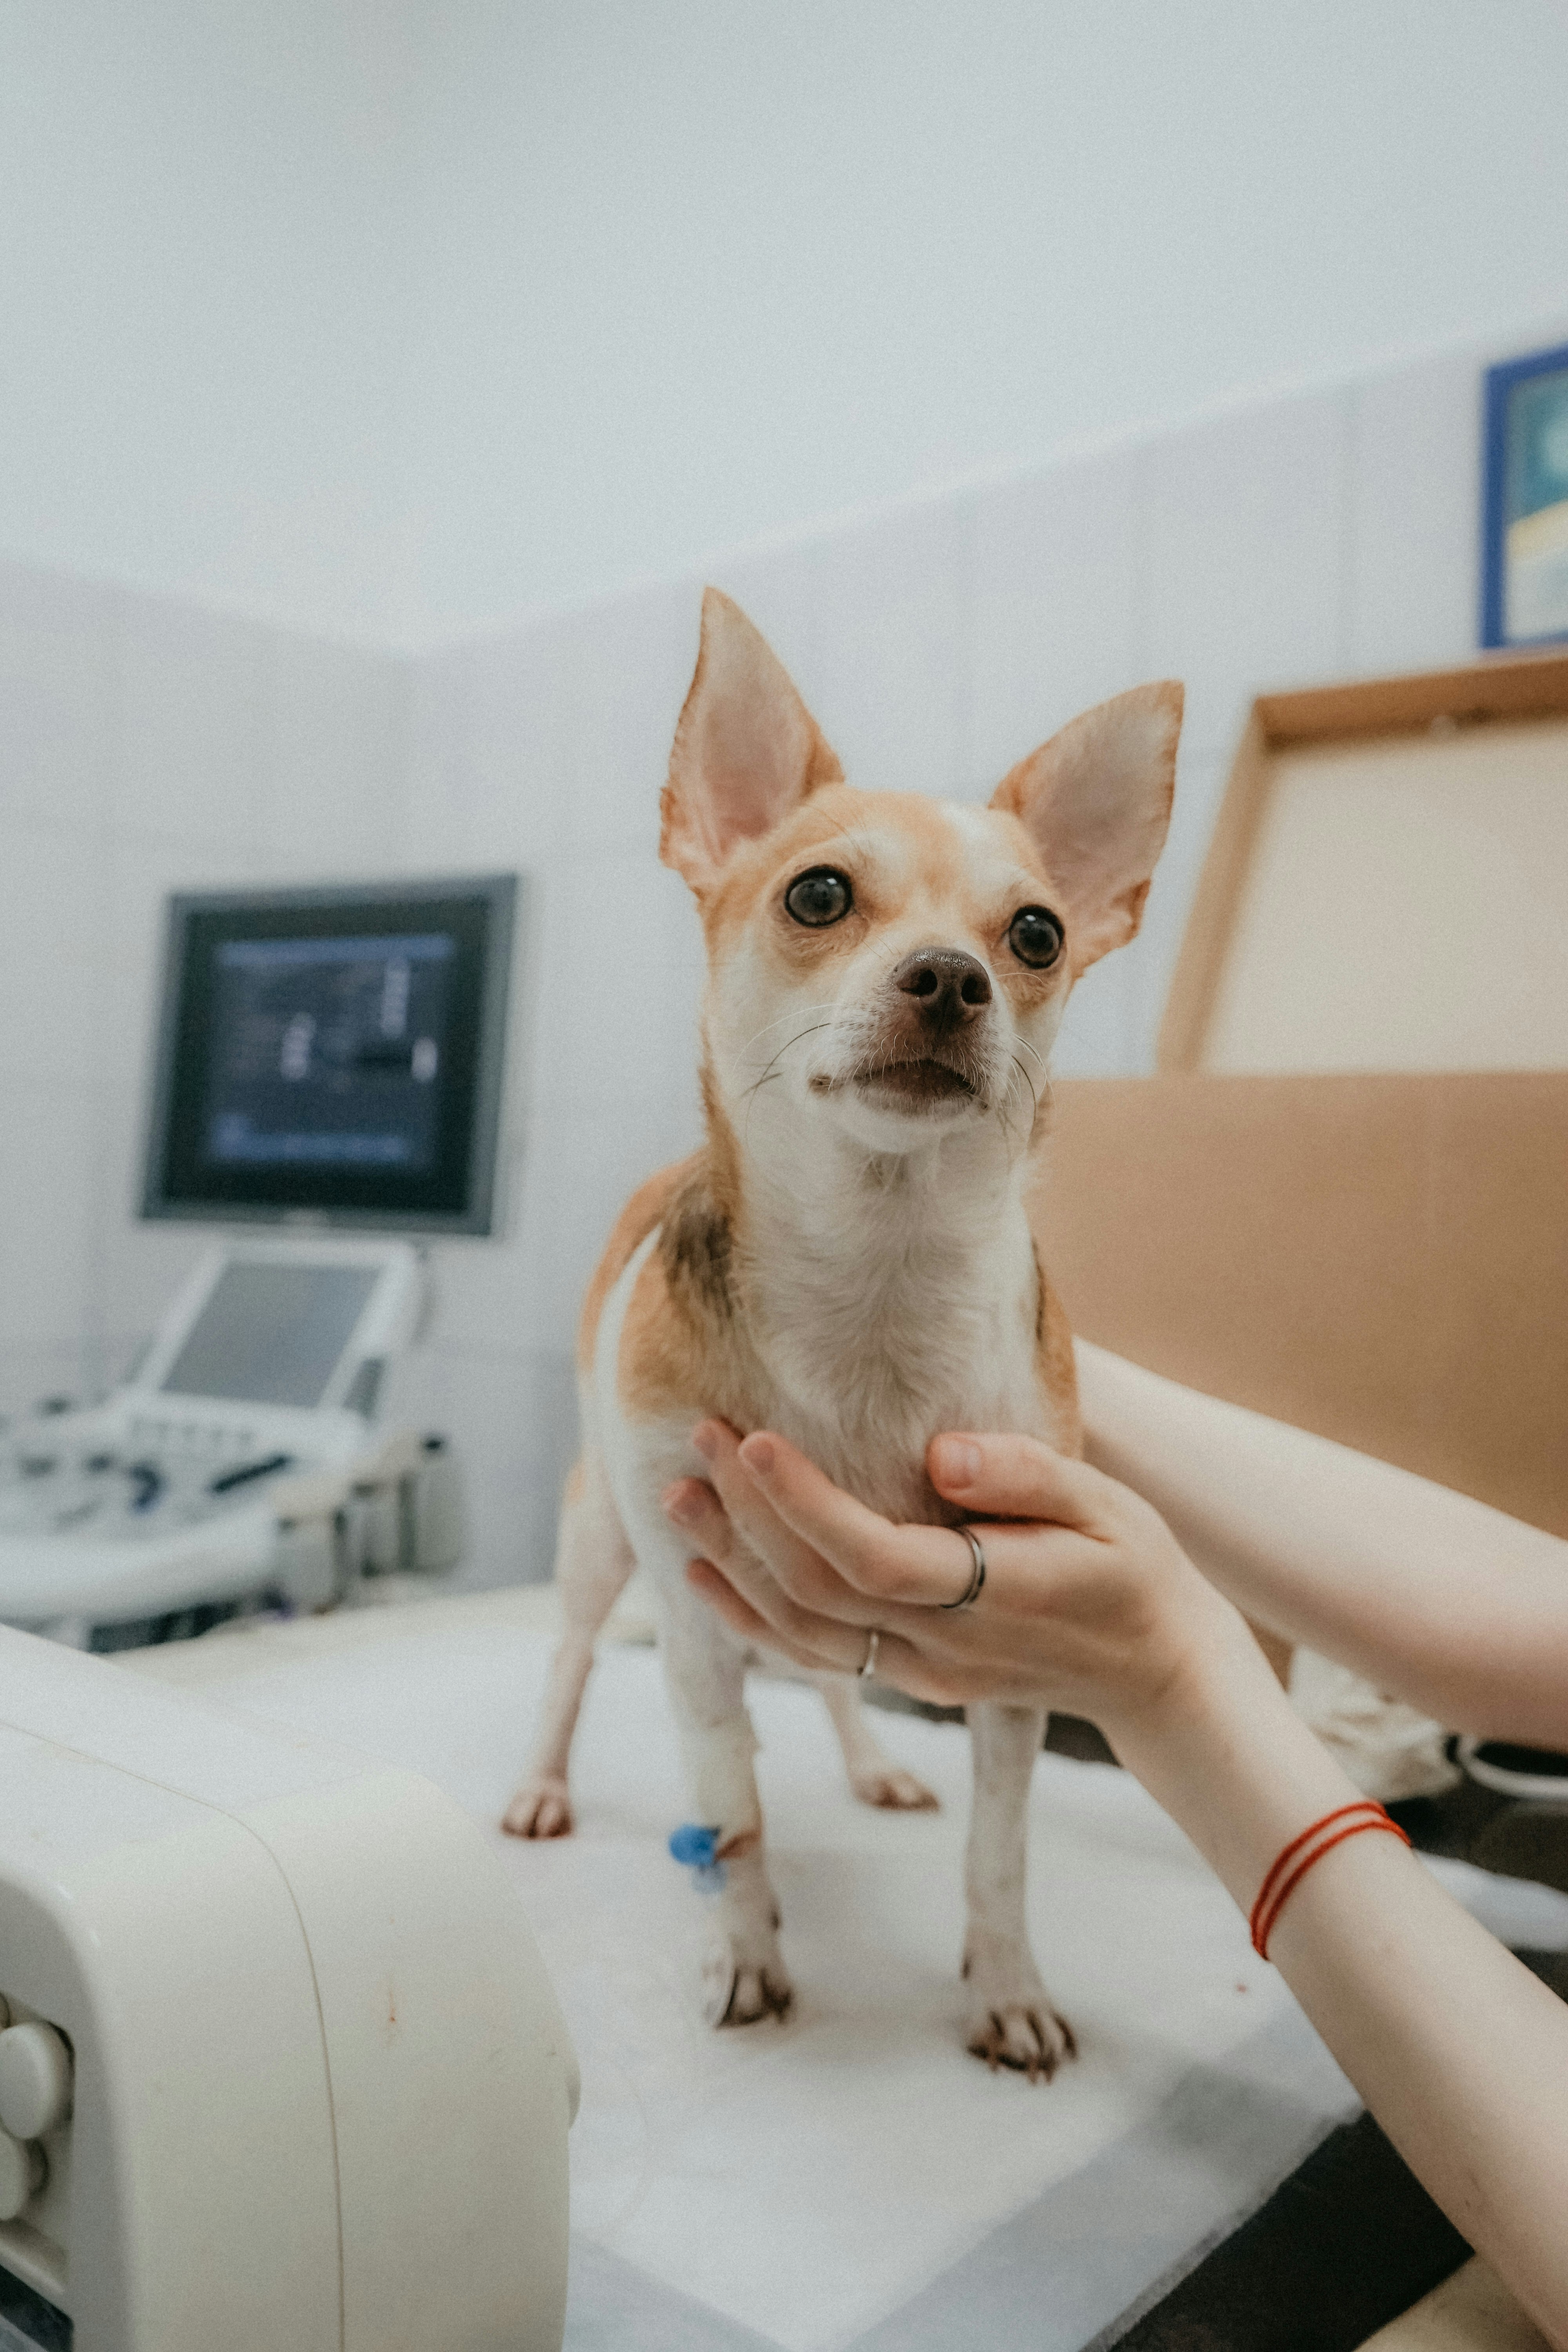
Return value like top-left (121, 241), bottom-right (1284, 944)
top-left (124, 1588), bottom-right (1566, 2352)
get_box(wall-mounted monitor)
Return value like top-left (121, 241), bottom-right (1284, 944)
top-left (142, 875), bottom-right (518, 1234)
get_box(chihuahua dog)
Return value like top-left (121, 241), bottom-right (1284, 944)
top-left (504, 590), bottom-right (1180, 2078)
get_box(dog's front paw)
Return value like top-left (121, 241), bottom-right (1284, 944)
top-left (962, 1942), bottom-right (1075, 2082)
top-left (701, 1862), bottom-right (795, 2027)
top-left (850, 1762), bottom-right (941, 1811)
top-left (501, 1775), bottom-right (574, 1838)
top-left (703, 1937), bottom-right (795, 2027)
top-left (965, 2001), bottom-right (1074, 2081)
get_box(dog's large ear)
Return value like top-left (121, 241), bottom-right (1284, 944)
top-left (661, 589), bottom-right (843, 892)
top-left (989, 681), bottom-right (1182, 971)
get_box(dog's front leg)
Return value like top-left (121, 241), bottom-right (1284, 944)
top-left (658, 1572), bottom-right (794, 2027)
top-left (962, 1701), bottom-right (1075, 2080)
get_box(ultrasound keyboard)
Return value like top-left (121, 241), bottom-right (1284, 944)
top-left (0, 1239), bottom-right (464, 1646)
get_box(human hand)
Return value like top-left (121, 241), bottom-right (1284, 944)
top-left (663, 1422), bottom-right (1244, 1735)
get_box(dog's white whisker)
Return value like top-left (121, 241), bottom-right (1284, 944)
top-left (742, 1020), bottom-right (838, 1153)
top-left (740, 1021), bottom-right (834, 1100)
top-left (737, 1003), bottom-right (840, 1062)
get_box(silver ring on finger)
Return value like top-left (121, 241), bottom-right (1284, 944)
top-left (857, 1626), bottom-right (881, 1679)
top-left (939, 1525), bottom-right (986, 1611)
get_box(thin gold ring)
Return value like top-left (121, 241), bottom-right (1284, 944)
top-left (858, 1626), bottom-right (881, 1679)
top-left (939, 1526), bottom-right (986, 1611)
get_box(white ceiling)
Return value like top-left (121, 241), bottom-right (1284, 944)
top-left (5, 0), bottom-right (1568, 650)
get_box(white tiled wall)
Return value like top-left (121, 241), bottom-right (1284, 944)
top-left (2, 313), bottom-right (1561, 1589)
top-left (0, 557), bottom-right (406, 1424)
top-left (1346, 346), bottom-right (1486, 679)
top-left (395, 586), bottom-right (708, 1580)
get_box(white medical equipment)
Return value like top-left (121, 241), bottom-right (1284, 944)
top-left (0, 1626), bottom-right (575, 2352)
top-left (0, 873), bottom-right (522, 1648)
top-left (0, 1238), bottom-right (462, 1646)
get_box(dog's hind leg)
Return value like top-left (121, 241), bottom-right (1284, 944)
top-left (962, 1700), bottom-right (1074, 2081)
top-left (813, 1673), bottom-right (940, 1811)
top-left (502, 1447), bottom-right (635, 1839)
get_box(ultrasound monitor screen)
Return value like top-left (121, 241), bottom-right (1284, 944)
top-left (143, 877), bottom-right (515, 1232)
top-left (207, 934), bottom-right (454, 1174)
top-left (160, 1262), bottom-right (378, 1406)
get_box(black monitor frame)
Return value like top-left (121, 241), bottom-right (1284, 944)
top-left (141, 874), bottom-right (518, 1236)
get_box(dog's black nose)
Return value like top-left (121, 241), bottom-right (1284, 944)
top-left (891, 947), bottom-right (993, 1025)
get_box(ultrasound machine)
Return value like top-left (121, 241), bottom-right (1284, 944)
top-left (0, 874), bottom-right (517, 1651)
top-left (0, 871), bottom-right (587, 2352)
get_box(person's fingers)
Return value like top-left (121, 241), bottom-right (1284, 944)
top-left (926, 1430), bottom-right (1122, 1534)
top-left (662, 1477), bottom-right (734, 1563)
top-left (693, 1419), bottom-right (898, 1615)
top-left (684, 1559), bottom-right (866, 1674)
top-left (731, 1429), bottom-right (987, 1607)
top-left (684, 1560), bottom-right (973, 1706)
top-left (684, 1556), bottom-right (811, 1656)
top-left (691, 1423), bottom-right (1123, 1633)
top-left (671, 1461), bottom-right (890, 1648)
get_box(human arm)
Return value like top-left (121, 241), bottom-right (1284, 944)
top-left (1076, 1341), bottom-right (1568, 1747)
top-left (1120, 1639), bottom-right (1568, 2352)
top-left (666, 1426), bottom-right (1568, 2345)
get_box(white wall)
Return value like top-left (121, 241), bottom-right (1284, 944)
top-left (0, 2), bottom-right (410, 643)
top-left (0, 558), bottom-right (406, 1398)
top-left (5, 4), bottom-right (1568, 645)
top-left (398, 0), bottom-right (1568, 643)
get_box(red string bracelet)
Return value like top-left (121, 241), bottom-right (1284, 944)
top-left (1249, 1801), bottom-right (1411, 1961)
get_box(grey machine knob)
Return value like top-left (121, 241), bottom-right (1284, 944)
top-left (0, 2023), bottom-right (73, 2141)
top-left (0, 2129), bottom-right (45, 2222)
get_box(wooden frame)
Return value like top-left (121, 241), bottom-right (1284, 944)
top-left (1156, 649), bottom-right (1568, 1073)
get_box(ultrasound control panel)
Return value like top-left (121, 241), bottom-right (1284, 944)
top-left (0, 1419), bottom-right (296, 1546)
top-left (0, 1240), bottom-right (437, 1643)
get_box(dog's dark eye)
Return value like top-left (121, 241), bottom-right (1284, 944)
top-left (1007, 906), bottom-right (1065, 969)
top-left (784, 868), bottom-right (853, 927)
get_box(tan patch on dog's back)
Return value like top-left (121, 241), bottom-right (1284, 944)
top-left (617, 1157), bottom-right (757, 1427)
top-left (577, 1155), bottom-right (699, 1371)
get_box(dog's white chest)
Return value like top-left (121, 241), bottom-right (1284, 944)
top-left (600, 1200), bottom-right (1050, 1536)
top-left (767, 1286), bottom-right (1041, 1522)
